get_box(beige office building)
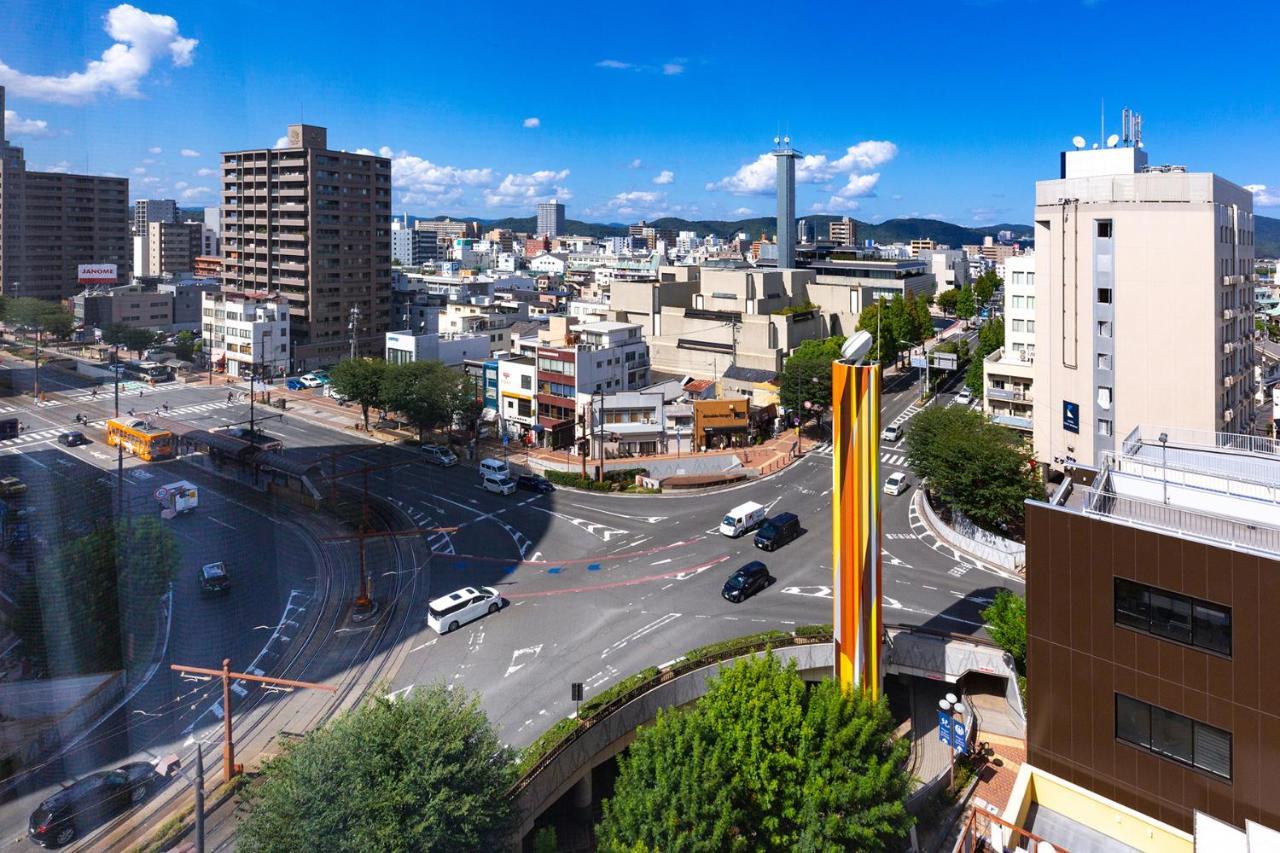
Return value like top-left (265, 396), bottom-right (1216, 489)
top-left (135, 220), bottom-right (201, 277)
top-left (221, 123), bottom-right (392, 370)
top-left (1032, 143), bottom-right (1256, 470)
top-left (828, 216), bottom-right (856, 245)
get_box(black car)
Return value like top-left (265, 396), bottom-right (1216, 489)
top-left (753, 512), bottom-right (800, 552)
top-left (199, 561), bottom-right (231, 594)
top-left (57, 431), bottom-right (88, 447)
top-left (722, 561), bottom-right (773, 603)
top-left (28, 763), bottom-right (156, 848)
top-left (516, 474), bottom-right (554, 494)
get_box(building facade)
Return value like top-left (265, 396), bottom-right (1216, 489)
top-left (220, 123), bottom-right (392, 370)
top-left (202, 290), bottom-right (290, 378)
top-left (133, 198), bottom-right (178, 235)
top-left (983, 253), bottom-right (1037, 431)
top-left (536, 201), bottom-right (565, 238)
top-left (136, 220), bottom-right (202, 277)
top-left (828, 216), bottom-right (857, 246)
top-left (1032, 143), bottom-right (1256, 470)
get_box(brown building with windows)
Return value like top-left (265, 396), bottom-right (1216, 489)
top-left (692, 398), bottom-right (749, 450)
top-left (220, 123), bottom-right (392, 370)
top-left (1026, 425), bottom-right (1280, 834)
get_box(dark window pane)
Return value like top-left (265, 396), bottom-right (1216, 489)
top-left (1193, 603), bottom-right (1232, 656)
top-left (1115, 579), bottom-right (1150, 630)
top-left (1151, 707), bottom-right (1193, 763)
top-left (1149, 592), bottom-right (1193, 643)
top-left (1116, 695), bottom-right (1150, 748)
top-left (1194, 723), bottom-right (1232, 779)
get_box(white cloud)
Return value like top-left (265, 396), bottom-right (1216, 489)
top-left (195, 167), bottom-right (216, 177)
top-left (628, 158), bottom-right (642, 169)
top-left (140, 176), bottom-right (160, 184)
top-left (147, 145), bottom-right (162, 154)
top-left (180, 148), bottom-right (199, 157)
top-left (596, 59), bottom-right (633, 70)
top-left (43, 161), bottom-right (71, 174)
top-left (653, 170), bottom-right (674, 185)
top-left (1245, 184), bottom-right (1280, 207)
top-left (131, 166), bottom-right (146, 174)
top-left (662, 63), bottom-right (684, 75)
top-left (174, 180), bottom-right (188, 190)
top-left (708, 139), bottom-right (898, 195)
top-left (732, 207), bottom-right (754, 216)
top-left (377, 145), bottom-right (494, 207)
top-left (522, 117), bottom-right (540, 129)
top-left (273, 136), bottom-right (290, 149)
top-left (484, 169), bottom-right (572, 208)
top-left (141, 158), bottom-right (155, 164)
top-left (3, 109), bottom-right (50, 137)
top-left (180, 186), bottom-right (211, 200)
top-left (0, 4), bottom-right (197, 104)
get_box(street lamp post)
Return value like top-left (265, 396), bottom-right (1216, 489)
top-left (1159, 431), bottom-right (1169, 505)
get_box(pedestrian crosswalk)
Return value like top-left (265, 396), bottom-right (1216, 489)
top-left (0, 428), bottom-right (64, 447)
top-left (886, 403), bottom-right (922, 429)
top-left (0, 398), bottom-right (240, 452)
top-left (881, 452), bottom-right (907, 468)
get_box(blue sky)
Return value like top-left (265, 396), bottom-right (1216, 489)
top-left (4, 0), bottom-right (1280, 226)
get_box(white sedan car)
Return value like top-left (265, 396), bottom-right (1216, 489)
top-left (426, 586), bottom-right (503, 634)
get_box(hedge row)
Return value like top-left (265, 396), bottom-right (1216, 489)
top-left (543, 469), bottom-right (612, 491)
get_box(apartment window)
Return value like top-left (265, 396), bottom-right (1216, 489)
top-left (1097, 221), bottom-right (1112, 238)
top-left (1012, 296), bottom-right (1024, 309)
top-left (1012, 319), bottom-right (1024, 333)
top-left (1097, 320), bottom-right (1112, 338)
top-left (1026, 274), bottom-right (1035, 287)
top-left (1097, 386), bottom-right (1112, 409)
top-left (520, 375), bottom-right (532, 391)
top-left (1115, 694), bottom-right (1231, 779)
top-left (1098, 419), bottom-right (1112, 437)
top-left (1113, 578), bottom-right (1231, 656)
top-left (1097, 353), bottom-right (1112, 370)
top-left (1097, 288), bottom-right (1112, 304)
top-left (1026, 320), bottom-right (1035, 333)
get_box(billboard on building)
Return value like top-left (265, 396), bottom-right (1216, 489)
top-left (77, 264), bottom-right (118, 285)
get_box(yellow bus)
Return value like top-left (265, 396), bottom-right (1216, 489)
top-left (105, 418), bottom-right (176, 462)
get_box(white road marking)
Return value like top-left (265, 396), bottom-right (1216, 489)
top-left (602, 613), bottom-right (680, 658)
top-left (650, 558), bottom-right (672, 565)
top-left (409, 638), bottom-right (438, 653)
top-left (504, 644), bottom-right (543, 678)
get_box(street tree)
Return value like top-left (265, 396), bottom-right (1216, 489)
top-left (982, 589), bottom-right (1027, 672)
top-left (778, 335), bottom-right (844, 414)
top-left (237, 685), bottom-right (515, 852)
top-left (5, 297), bottom-right (74, 342)
top-left (598, 652), bottom-right (913, 852)
top-left (955, 284), bottom-right (976, 320)
top-left (101, 323), bottom-right (161, 359)
top-left (173, 330), bottom-right (197, 362)
top-left (936, 288), bottom-right (960, 316)
top-left (910, 289), bottom-right (934, 342)
top-left (964, 317), bottom-right (1004, 396)
top-left (379, 359), bottom-right (453, 440)
top-left (329, 357), bottom-right (389, 430)
top-left (905, 403), bottom-right (1040, 537)
top-left (974, 270), bottom-right (1000, 305)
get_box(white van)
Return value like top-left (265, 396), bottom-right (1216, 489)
top-left (720, 501), bottom-right (767, 538)
top-left (426, 586), bottom-right (503, 634)
top-left (479, 458), bottom-right (510, 480)
top-left (482, 474), bottom-right (516, 496)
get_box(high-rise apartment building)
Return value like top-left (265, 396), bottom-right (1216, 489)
top-left (982, 253), bottom-right (1036, 432)
top-left (1032, 138), bottom-right (1256, 470)
top-left (220, 123), bottom-right (392, 370)
top-left (536, 200), bottom-right (565, 238)
top-left (133, 199), bottom-right (178, 235)
top-left (828, 216), bottom-right (856, 245)
top-left (773, 140), bottom-right (798, 269)
top-left (0, 87), bottom-right (130, 300)
top-left (135, 220), bottom-right (202, 277)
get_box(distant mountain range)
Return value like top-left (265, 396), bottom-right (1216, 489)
top-left (184, 207), bottom-right (1280, 258)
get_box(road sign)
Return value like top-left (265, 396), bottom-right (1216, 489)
top-left (937, 710), bottom-right (952, 745)
top-left (571, 682), bottom-right (583, 702)
top-left (953, 721), bottom-right (968, 754)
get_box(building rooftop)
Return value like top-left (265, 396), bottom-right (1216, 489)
top-left (1071, 425), bottom-right (1280, 557)
top-left (576, 321), bottom-right (640, 334)
top-left (722, 365), bottom-right (778, 384)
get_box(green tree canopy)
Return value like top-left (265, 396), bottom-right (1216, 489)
top-left (955, 284), bottom-right (976, 320)
top-left (379, 360), bottom-right (455, 440)
top-left (329, 357), bottom-right (389, 430)
top-left (5, 297), bottom-right (74, 340)
top-left (101, 323), bottom-right (161, 358)
top-left (237, 685), bottom-right (515, 852)
top-left (597, 652), bottom-right (913, 852)
top-left (974, 270), bottom-right (1001, 305)
top-left (965, 317), bottom-right (1005, 395)
top-left (905, 403), bottom-right (1040, 537)
top-left (981, 589), bottom-right (1027, 672)
top-left (778, 335), bottom-right (844, 414)
top-left (936, 288), bottom-right (960, 316)
top-left (173, 330), bottom-right (196, 362)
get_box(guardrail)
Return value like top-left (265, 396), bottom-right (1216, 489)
top-left (916, 489), bottom-right (1025, 572)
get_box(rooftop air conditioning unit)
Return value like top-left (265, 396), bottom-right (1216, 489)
top-left (1224, 408), bottom-right (1235, 421)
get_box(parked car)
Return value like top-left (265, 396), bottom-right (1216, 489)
top-left (956, 387), bottom-right (973, 406)
top-left (285, 377), bottom-right (305, 391)
top-left (479, 458), bottom-right (511, 480)
top-left (311, 369), bottom-right (331, 384)
top-left (517, 474), bottom-right (554, 494)
top-left (880, 424), bottom-right (902, 443)
top-left (426, 586), bottom-right (503, 634)
top-left (420, 444), bottom-right (458, 466)
top-left (754, 512), bottom-right (801, 551)
top-left (482, 474), bottom-right (516, 496)
top-left (28, 763), bottom-right (157, 848)
top-left (883, 471), bottom-right (909, 496)
top-left (298, 373), bottom-right (325, 388)
top-left (722, 561), bottom-right (773, 603)
top-left (0, 476), bottom-right (27, 497)
top-left (57, 431), bottom-right (89, 447)
top-left (220, 427), bottom-right (283, 451)
top-left (199, 562), bottom-right (231, 594)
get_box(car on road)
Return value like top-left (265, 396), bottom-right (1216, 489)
top-left (0, 476), bottom-right (27, 497)
top-left (28, 762), bottom-right (157, 848)
top-left (880, 424), bottom-right (902, 443)
top-left (297, 373), bottom-right (325, 388)
top-left (420, 444), bottom-right (458, 466)
top-left (57, 431), bottom-right (89, 447)
top-left (199, 561), bottom-right (231, 594)
top-left (722, 560), bottom-right (773, 603)
top-left (955, 387), bottom-right (973, 406)
top-left (311, 369), bottom-right (331, 384)
top-left (517, 474), bottom-right (554, 494)
top-left (482, 474), bottom-right (517, 495)
top-left (754, 512), bottom-right (800, 551)
top-left (285, 377), bottom-right (306, 391)
top-left (883, 471), bottom-right (909, 496)
top-left (220, 426), bottom-right (284, 451)
top-left (479, 457), bottom-right (511, 480)
top-left (427, 585), bottom-right (503, 634)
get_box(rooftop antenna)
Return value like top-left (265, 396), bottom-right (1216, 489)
top-left (1099, 97), bottom-right (1105, 147)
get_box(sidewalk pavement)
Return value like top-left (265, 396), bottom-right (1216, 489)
top-left (512, 429), bottom-right (812, 479)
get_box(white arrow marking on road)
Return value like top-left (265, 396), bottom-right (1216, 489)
top-left (385, 684), bottom-right (414, 702)
top-left (602, 613), bottom-right (681, 658)
top-left (504, 644), bottom-right (543, 678)
top-left (409, 638), bottom-right (438, 653)
top-left (566, 503), bottom-right (667, 524)
top-left (781, 585), bottom-right (832, 598)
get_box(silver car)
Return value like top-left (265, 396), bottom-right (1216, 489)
top-left (420, 444), bottom-right (458, 466)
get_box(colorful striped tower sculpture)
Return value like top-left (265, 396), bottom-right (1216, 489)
top-left (831, 357), bottom-right (882, 699)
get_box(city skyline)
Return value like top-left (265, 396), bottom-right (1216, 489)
top-left (3, 1), bottom-right (1280, 226)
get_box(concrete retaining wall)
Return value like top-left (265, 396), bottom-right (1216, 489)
top-left (916, 490), bottom-right (1026, 572)
top-left (512, 643), bottom-right (833, 842)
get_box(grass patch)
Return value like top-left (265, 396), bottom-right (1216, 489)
top-left (793, 623), bottom-right (833, 639)
top-left (130, 803), bottom-right (194, 853)
top-left (684, 630), bottom-right (791, 665)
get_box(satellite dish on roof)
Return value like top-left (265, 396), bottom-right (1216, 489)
top-left (783, 135), bottom-right (790, 144)
top-left (1071, 135), bottom-right (1086, 149)
top-left (774, 136), bottom-right (781, 145)
top-left (1107, 134), bottom-right (1120, 148)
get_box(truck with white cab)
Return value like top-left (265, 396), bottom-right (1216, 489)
top-left (719, 501), bottom-right (767, 538)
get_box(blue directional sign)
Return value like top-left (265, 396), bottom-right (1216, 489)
top-left (502, 433), bottom-right (510, 445)
top-left (952, 721), bottom-right (968, 754)
top-left (937, 710), bottom-right (952, 745)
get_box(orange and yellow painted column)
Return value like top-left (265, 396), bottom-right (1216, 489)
top-left (831, 360), bottom-right (882, 699)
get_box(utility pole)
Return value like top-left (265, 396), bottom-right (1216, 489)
top-left (114, 343), bottom-right (123, 517)
top-left (194, 743), bottom-right (205, 853)
top-left (348, 304), bottom-right (361, 361)
top-left (170, 659), bottom-right (335, 783)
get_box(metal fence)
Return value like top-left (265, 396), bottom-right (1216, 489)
top-left (1080, 484), bottom-right (1280, 555)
